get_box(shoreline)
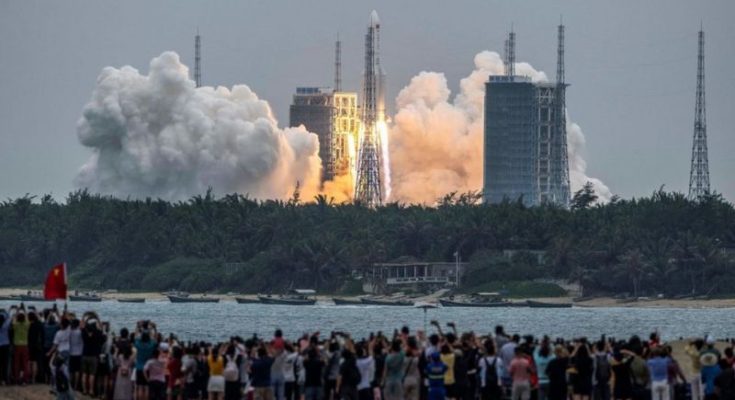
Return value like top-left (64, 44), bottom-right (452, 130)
top-left (2, 288), bottom-right (735, 308)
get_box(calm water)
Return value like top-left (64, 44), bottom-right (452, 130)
top-left (1, 300), bottom-right (731, 341)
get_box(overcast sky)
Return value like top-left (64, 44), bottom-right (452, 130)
top-left (1, 1), bottom-right (733, 202)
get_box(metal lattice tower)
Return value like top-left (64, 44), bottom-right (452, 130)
top-left (688, 28), bottom-right (710, 199)
top-left (355, 11), bottom-right (384, 207)
top-left (334, 37), bottom-right (342, 92)
top-left (504, 27), bottom-right (516, 77)
top-left (194, 30), bottom-right (201, 88)
top-left (554, 22), bottom-right (571, 206)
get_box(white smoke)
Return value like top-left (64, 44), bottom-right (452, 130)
top-left (389, 50), bottom-right (611, 204)
top-left (75, 52), bottom-right (321, 201)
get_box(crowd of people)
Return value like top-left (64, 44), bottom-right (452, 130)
top-left (1, 303), bottom-right (735, 400)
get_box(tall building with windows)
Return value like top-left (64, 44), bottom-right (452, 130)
top-left (289, 87), bottom-right (359, 184)
top-left (483, 26), bottom-right (570, 207)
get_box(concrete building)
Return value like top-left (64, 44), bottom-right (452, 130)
top-left (289, 87), bottom-right (359, 183)
top-left (362, 261), bottom-right (468, 294)
top-left (483, 27), bottom-right (570, 207)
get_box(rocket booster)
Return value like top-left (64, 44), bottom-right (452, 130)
top-left (364, 10), bottom-right (386, 125)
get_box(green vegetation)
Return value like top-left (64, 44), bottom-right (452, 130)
top-left (0, 185), bottom-right (734, 296)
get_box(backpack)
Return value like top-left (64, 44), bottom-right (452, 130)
top-left (484, 357), bottom-right (499, 389)
top-left (224, 355), bottom-right (239, 382)
top-left (119, 358), bottom-right (131, 378)
top-left (342, 360), bottom-right (361, 387)
top-left (595, 354), bottom-right (611, 384)
top-left (55, 365), bottom-right (70, 392)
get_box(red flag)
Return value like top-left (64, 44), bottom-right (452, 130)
top-left (44, 263), bottom-right (67, 300)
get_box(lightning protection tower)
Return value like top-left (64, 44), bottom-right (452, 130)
top-left (688, 27), bottom-right (710, 199)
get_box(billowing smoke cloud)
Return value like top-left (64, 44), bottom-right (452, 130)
top-left (75, 52), bottom-right (321, 201)
top-left (389, 50), bottom-right (611, 204)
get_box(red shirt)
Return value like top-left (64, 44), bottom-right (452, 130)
top-left (272, 337), bottom-right (285, 352)
top-left (510, 357), bottom-right (531, 384)
top-left (167, 358), bottom-right (183, 388)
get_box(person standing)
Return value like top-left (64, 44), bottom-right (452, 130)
top-left (0, 309), bottom-right (11, 385)
top-left (12, 308), bottom-right (31, 384)
top-left (68, 319), bottom-right (84, 390)
top-left (113, 346), bottom-right (135, 400)
top-left (534, 339), bottom-right (555, 400)
top-left (426, 352), bottom-right (448, 400)
top-left (592, 341), bottom-right (612, 400)
top-left (144, 348), bottom-right (167, 400)
top-left (302, 347), bottom-right (325, 400)
top-left (42, 314), bottom-right (60, 383)
top-left (509, 347), bottom-right (533, 400)
top-left (478, 339), bottom-right (502, 400)
top-left (545, 346), bottom-right (569, 400)
top-left (27, 311), bottom-right (44, 384)
top-left (383, 340), bottom-right (405, 400)
top-left (251, 345), bottom-right (275, 400)
top-left (403, 338), bottom-right (422, 400)
top-left (646, 348), bottom-right (670, 400)
top-left (81, 319), bottom-right (105, 396)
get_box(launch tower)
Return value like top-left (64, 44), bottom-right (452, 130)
top-left (354, 10), bottom-right (386, 207)
top-left (688, 27), bottom-right (710, 199)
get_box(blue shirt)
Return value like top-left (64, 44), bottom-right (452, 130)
top-left (43, 323), bottom-right (60, 349)
top-left (426, 361), bottom-right (448, 388)
top-left (646, 357), bottom-right (669, 382)
top-left (701, 364), bottom-right (722, 395)
top-left (134, 339), bottom-right (157, 370)
top-left (250, 357), bottom-right (273, 387)
top-left (0, 312), bottom-right (10, 346)
top-left (534, 349), bottom-right (555, 385)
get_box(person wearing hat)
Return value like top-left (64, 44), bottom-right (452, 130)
top-left (700, 337), bottom-right (722, 400)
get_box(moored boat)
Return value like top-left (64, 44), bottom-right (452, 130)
top-left (18, 294), bottom-right (53, 302)
top-left (258, 289), bottom-right (317, 306)
top-left (439, 292), bottom-right (518, 308)
top-left (332, 297), bottom-right (364, 306)
top-left (235, 297), bottom-right (260, 304)
top-left (526, 300), bottom-right (572, 308)
top-left (70, 295), bottom-right (102, 302)
top-left (118, 298), bottom-right (146, 303)
top-left (168, 295), bottom-right (219, 303)
top-left (360, 297), bottom-right (413, 306)
top-left (439, 299), bottom-right (516, 307)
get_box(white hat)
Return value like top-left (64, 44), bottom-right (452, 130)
top-left (705, 335), bottom-right (715, 345)
top-left (159, 342), bottom-right (170, 352)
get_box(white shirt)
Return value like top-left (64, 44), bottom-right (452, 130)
top-left (284, 352), bottom-right (298, 382)
top-left (53, 328), bottom-right (71, 353)
top-left (499, 342), bottom-right (517, 377)
top-left (69, 328), bottom-right (84, 356)
top-left (357, 356), bottom-right (374, 390)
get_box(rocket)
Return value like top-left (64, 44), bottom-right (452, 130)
top-left (363, 10), bottom-right (386, 127)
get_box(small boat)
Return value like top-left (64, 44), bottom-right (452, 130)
top-left (360, 297), bottom-right (413, 306)
top-left (332, 297), bottom-right (365, 306)
top-left (439, 292), bottom-right (517, 308)
top-left (18, 294), bottom-right (53, 302)
top-left (70, 295), bottom-right (102, 302)
top-left (439, 299), bottom-right (516, 307)
top-left (258, 289), bottom-right (317, 306)
top-left (168, 295), bottom-right (219, 303)
top-left (526, 300), bottom-right (572, 308)
top-left (0, 295), bottom-right (20, 301)
top-left (118, 298), bottom-right (146, 303)
top-left (235, 297), bottom-right (260, 304)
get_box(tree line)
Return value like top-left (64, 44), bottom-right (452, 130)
top-left (0, 184), bottom-right (733, 297)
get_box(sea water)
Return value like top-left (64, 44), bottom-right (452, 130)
top-left (1, 300), bottom-right (730, 341)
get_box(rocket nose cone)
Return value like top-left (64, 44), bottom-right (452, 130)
top-left (369, 10), bottom-right (380, 27)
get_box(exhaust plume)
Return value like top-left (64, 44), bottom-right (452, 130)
top-left (75, 52), bottom-right (321, 201)
top-left (389, 51), bottom-right (611, 204)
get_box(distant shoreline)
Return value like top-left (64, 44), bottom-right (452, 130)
top-left (2, 287), bottom-right (735, 308)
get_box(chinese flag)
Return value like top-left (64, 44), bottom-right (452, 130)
top-left (44, 263), bottom-right (67, 300)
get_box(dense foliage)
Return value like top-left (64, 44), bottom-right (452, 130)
top-left (0, 185), bottom-right (733, 297)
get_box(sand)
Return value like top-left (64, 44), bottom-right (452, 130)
top-left (0, 384), bottom-right (94, 400)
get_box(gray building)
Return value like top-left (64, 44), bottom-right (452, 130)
top-left (483, 27), bottom-right (570, 207)
top-left (289, 87), bottom-right (335, 182)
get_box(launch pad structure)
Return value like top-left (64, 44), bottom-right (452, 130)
top-left (354, 10), bottom-right (387, 207)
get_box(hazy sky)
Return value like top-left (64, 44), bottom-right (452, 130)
top-left (1, 1), bottom-right (733, 201)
